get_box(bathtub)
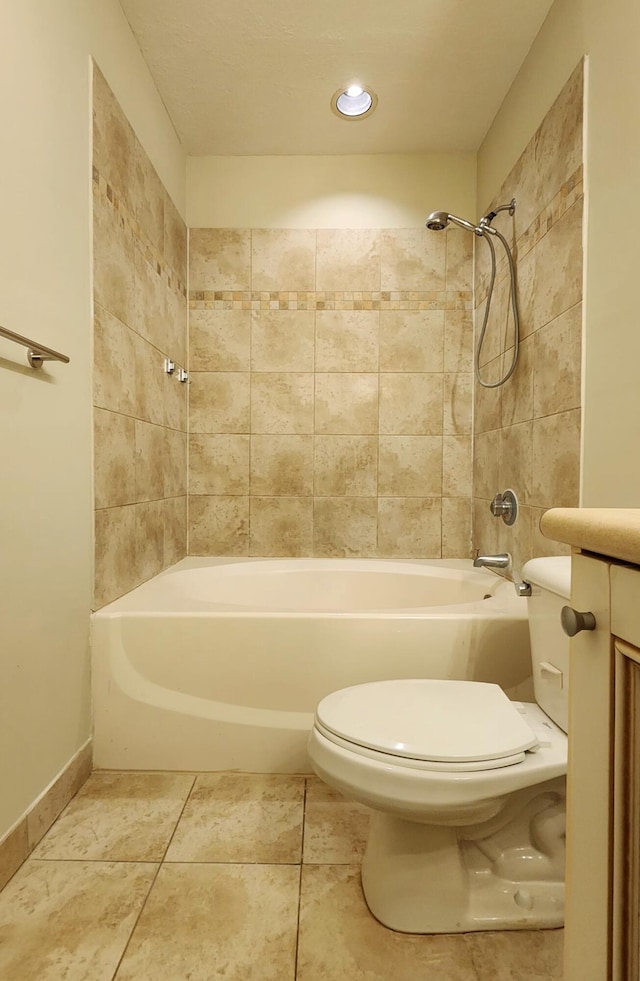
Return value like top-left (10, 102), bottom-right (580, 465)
top-left (91, 557), bottom-right (533, 772)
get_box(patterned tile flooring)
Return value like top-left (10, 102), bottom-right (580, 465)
top-left (0, 771), bottom-right (563, 980)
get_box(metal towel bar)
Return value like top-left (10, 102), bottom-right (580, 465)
top-left (0, 324), bottom-right (70, 368)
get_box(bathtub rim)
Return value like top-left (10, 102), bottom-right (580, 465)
top-left (92, 556), bottom-right (526, 620)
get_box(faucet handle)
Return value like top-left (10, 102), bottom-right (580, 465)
top-left (490, 493), bottom-right (508, 516)
top-left (489, 489), bottom-right (518, 526)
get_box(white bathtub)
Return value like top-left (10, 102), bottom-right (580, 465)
top-left (91, 557), bottom-right (533, 772)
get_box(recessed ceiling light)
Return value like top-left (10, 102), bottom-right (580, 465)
top-left (331, 84), bottom-right (378, 120)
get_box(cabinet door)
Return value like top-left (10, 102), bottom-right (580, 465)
top-left (611, 565), bottom-right (640, 978)
top-left (613, 640), bottom-right (640, 980)
top-left (565, 553), bottom-right (613, 981)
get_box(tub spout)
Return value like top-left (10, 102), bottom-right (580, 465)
top-left (473, 553), bottom-right (532, 597)
top-left (473, 553), bottom-right (511, 570)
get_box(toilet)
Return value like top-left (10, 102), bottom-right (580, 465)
top-left (307, 556), bottom-right (570, 933)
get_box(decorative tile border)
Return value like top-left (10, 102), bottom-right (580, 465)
top-left (189, 290), bottom-right (473, 313)
top-left (476, 166), bottom-right (583, 305)
top-left (93, 158), bottom-right (579, 315)
top-left (518, 165), bottom-right (583, 262)
top-left (92, 167), bottom-right (187, 298)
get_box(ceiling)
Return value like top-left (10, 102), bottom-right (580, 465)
top-left (119, 0), bottom-right (554, 156)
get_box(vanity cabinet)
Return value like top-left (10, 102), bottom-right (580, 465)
top-left (564, 552), bottom-right (640, 981)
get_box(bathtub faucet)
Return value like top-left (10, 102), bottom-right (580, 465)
top-left (473, 553), bottom-right (511, 570)
top-left (473, 552), bottom-right (532, 597)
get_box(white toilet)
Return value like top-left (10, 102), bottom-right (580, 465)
top-left (308, 556), bottom-right (570, 933)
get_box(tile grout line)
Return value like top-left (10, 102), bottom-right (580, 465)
top-left (108, 864), bottom-right (160, 980)
top-left (312, 229), bottom-right (318, 558)
top-left (108, 773), bottom-right (197, 980)
top-left (158, 774), bottom-right (198, 863)
top-left (377, 234), bottom-right (382, 564)
top-left (33, 856), bottom-right (308, 867)
top-left (248, 233), bottom-right (254, 556)
top-left (294, 777), bottom-right (309, 981)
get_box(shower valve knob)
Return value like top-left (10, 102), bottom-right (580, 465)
top-left (490, 494), bottom-right (509, 516)
top-left (489, 490), bottom-right (518, 526)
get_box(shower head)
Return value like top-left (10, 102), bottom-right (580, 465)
top-left (425, 211), bottom-right (450, 231)
top-left (425, 211), bottom-right (480, 234)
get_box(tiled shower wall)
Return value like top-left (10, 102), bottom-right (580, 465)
top-left (92, 66), bottom-right (188, 608)
top-left (91, 64), bottom-right (582, 575)
top-left (473, 62), bottom-right (584, 569)
top-left (187, 228), bottom-right (474, 557)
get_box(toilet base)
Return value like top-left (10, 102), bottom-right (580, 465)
top-left (361, 779), bottom-right (565, 934)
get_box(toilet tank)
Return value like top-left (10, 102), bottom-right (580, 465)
top-left (521, 556), bottom-right (571, 734)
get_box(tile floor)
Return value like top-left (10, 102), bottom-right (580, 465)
top-left (0, 771), bottom-right (563, 980)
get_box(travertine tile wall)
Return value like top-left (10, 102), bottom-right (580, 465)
top-left (473, 62), bottom-right (583, 570)
top-left (92, 64), bottom-right (582, 573)
top-left (92, 66), bottom-right (188, 607)
top-left (188, 228), bottom-right (474, 557)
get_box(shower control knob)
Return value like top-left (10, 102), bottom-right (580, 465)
top-left (561, 606), bottom-right (597, 637)
top-left (490, 493), bottom-right (509, 516)
top-left (489, 489), bottom-right (518, 526)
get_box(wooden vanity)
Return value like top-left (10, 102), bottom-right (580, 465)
top-left (541, 508), bottom-right (640, 981)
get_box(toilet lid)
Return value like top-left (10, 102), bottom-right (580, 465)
top-left (315, 680), bottom-right (539, 764)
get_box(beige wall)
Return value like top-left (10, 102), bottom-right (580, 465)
top-left (93, 67), bottom-right (188, 608)
top-left (188, 227), bottom-right (473, 558)
top-left (187, 154), bottom-right (476, 229)
top-left (0, 2), bottom-right (185, 842)
top-left (473, 64), bottom-right (583, 569)
top-left (478, 0), bottom-right (640, 507)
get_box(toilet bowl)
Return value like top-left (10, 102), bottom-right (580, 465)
top-left (307, 556), bottom-right (571, 934)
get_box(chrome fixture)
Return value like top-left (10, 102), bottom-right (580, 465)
top-left (512, 580), bottom-right (533, 598)
top-left (478, 199), bottom-right (518, 228)
top-left (490, 489), bottom-right (519, 526)
top-left (425, 199), bottom-right (519, 389)
top-left (473, 553), bottom-right (511, 570)
top-left (425, 211), bottom-right (479, 234)
top-left (561, 606), bottom-right (597, 637)
top-left (165, 359), bottom-right (188, 381)
top-left (473, 551), bottom-right (532, 597)
top-left (0, 323), bottom-right (70, 369)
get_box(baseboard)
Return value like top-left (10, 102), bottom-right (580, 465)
top-left (0, 739), bottom-right (92, 891)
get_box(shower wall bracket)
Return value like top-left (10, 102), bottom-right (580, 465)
top-left (164, 358), bottom-right (187, 382)
top-left (490, 489), bottom-right (519, 526)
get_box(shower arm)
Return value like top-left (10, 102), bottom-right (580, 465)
top-left (479, 198), bottom-right (516, 230)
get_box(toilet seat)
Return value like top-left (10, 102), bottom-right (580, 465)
top-left (314, 721), bottom-right (529, 772)
top-left (315, 679), bottom-right (539, 773)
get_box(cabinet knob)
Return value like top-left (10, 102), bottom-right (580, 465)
top-left (561, 605), bottom-right (597, 637)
